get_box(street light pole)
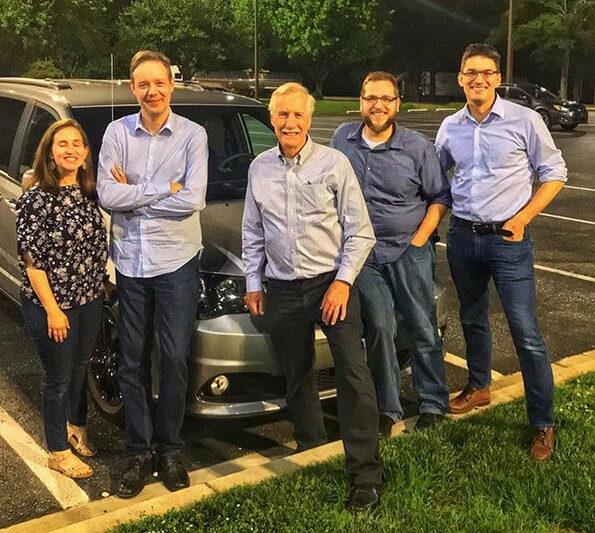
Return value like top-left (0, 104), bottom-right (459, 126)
top-left (506, 0), bottom-right (514, 82)
top-left (254, 0), bottom-right (260, 100)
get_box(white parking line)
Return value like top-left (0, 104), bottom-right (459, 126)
top-left (538, 212), bottom-right (595, 225)
top-left (0, 405), bottom-right (89, 509)
top-left (564, 185), bottom-right (595, 192)
top-left (435, 242), bottom-right (595, 282)
top-left (445, 352), bottom-right (504, 380)
top-left (533, 264), bottom-right (595, 283)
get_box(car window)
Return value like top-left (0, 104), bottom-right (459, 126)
top-left (241, 113), bottom-right (277, 155)
top-left (19, 105), bottom-right (57, 178)
top-left (72, 104), bottom-right (275, 201)
top-left (0, 96), bottom-right (27, 174)
top-left (508, 88), bottom-right (528, 99)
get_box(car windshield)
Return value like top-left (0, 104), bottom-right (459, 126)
top-left (536, 86), bottom-right (559, 100)
top-left (72, 105), bottom-right (277, 200)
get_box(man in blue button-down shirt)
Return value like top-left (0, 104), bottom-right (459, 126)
top-left (435, 43), bottom-right (567, 462)
top-left (331, 72), bottom-right (451, 436)
top-left (97, 50), bottom-right (208, 497)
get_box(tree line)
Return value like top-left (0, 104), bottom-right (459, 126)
top-left (0, 0), bottom-right (593, 99)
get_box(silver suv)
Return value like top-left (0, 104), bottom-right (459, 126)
top-left (0, 78), bottom-right (447, 423)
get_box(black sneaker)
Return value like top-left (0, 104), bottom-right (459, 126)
top-left (378, 414), bottom-right (395, 437)
top-left (156, 454), bottom-right (190, 492)
top-left (347, 483), bottom-right (380, 513)
top-left (116, 456), bottom-right (152, 498)
top-left (414, 412), bottom-right (444, 431)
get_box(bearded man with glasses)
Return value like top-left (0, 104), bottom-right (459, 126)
top-left (331, 72), bottom-right (451, 437)
top-left (435, 43), bottom-right (567, 462)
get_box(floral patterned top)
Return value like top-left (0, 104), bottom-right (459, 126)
top-left (16, 185), bottom-right (108, 309)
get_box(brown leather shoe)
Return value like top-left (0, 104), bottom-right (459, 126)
top-left (448, 384), bottom-right (491, 414)
top-left (529, 427), bottom-right (554, 462)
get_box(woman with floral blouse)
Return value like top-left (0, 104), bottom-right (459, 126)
top-left (16, 118), bottom-right (108, 478)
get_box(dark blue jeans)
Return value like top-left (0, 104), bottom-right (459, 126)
top-left (358, 242), bottom-right (448, 421)
top-left (116, 254), bottom-right (199, 457)
top-left (21, 295), bottom-right (103, 451)
top-left (447, 220), bottom-right (554, 428)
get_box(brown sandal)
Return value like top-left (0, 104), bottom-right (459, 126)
top-left (48, 450), bottom-right (94, 479)
top-left (67, 423), bottom-right (97, 457)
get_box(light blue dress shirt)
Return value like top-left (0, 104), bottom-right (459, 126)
top-left (435, 95), bottom-right (567, 222)
top-left (97, 111), bottom-right (208, 278)
top-left (242, 137), bottom-right (376, 292)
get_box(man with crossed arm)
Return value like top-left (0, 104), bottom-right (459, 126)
top-left (97, 50), bottom-right (208, 497)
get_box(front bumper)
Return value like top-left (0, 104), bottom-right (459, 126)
top-left (184, 283), bottom-right (448, 418)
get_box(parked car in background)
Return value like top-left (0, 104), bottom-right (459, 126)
top-left (0, 77), bottom-right (447, 425)
top-left (496, 82), bottom-right (588, 131)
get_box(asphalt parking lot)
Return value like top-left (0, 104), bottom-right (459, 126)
top-left (0, 110), bottom-right (593, 529)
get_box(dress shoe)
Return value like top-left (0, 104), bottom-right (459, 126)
top-left (414, 412), bottom-right (444, 430)
top-left (116, 456), bottom-right (152, 498)
top-left (378, 414), bottom-right (395, 437)
top-left (448, 384), bottom-right (491, 414)
top-left (156, 454), bottom-right (190, 492)
top-left (347, 483), bottom-right (380, 513)
top-left (529, 427), bottom-right (554, 462)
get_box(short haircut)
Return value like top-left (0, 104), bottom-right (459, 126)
top-left (129, 50), bottom-right (172, 81)
top-left (269, 82), bottom-right (315, 116)
top-left (361, 71), bottom-right (400, 98)
top-left (460, 43), bottom-right (501, 72)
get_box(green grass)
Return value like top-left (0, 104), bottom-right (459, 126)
top-left (260, 98), bottom-right (464, 116)
top-left (112, 373), bottom-right (595, 533)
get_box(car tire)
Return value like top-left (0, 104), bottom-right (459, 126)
top-left (561, 122), bottom-right (578, 131)
top-left (536, 109), bottom-right (552, 130)
top-left (87, 304), bottom-right (125, 427)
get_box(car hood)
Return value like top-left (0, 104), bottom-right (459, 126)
top-left (553, 97), bottom-right (585, 110)
top-left (200, 199), bottom-right (245, 277)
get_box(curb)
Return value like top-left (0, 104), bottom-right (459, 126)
top-left (3, 350), bottom-right (594, 533)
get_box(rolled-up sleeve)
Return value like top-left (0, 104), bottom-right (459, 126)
top-left (335, 156), bottom-right (376, 284)
top-left (526, 112), bottom-right (568, 183)
top-left (242, 166), bottom-right (267, 292)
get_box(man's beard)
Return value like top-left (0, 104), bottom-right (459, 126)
top-left (363, 114), bottom-right (395, 135)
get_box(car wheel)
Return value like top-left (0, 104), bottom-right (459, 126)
top-left (87, 304), bottom-right (125, 426)
top-left (537, 109), bottom-right (552, 130)
top-left (561, 122), bottom-right (578, 131)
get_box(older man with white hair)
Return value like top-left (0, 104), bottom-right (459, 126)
top-left (242, 82), bottom-right (382, 512)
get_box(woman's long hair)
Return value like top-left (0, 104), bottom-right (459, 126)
top-left (27, 118), bottom-right (96, 199)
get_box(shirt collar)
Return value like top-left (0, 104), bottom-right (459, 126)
top-left (461, 94), bottom-right (505, 124)
top-left (276, 135), bottom-right (314, 166)
top-left (134, 110), bottom-right (175, 135)
top-left (348, 121), bottom-right (403, 150)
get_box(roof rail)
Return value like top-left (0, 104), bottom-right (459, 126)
top-left (0, 77), bottom-right (71, 90)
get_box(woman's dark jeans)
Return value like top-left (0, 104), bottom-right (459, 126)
top-left (21, 295), bottom-right (103, 451)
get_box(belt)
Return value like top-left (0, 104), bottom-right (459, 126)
top-left (452, 216), bottom-right (513, 237)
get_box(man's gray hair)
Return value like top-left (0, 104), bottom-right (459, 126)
top-left (269, 82), bottom-right (315, 116)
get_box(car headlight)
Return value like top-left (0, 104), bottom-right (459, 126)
top-left (198, 273), bottom-right (248, 319)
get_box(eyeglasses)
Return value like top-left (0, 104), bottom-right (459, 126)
top-left (361, 95), bottom-right (399, 105)
top-left (460, 70), bottom-right (499, 80)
